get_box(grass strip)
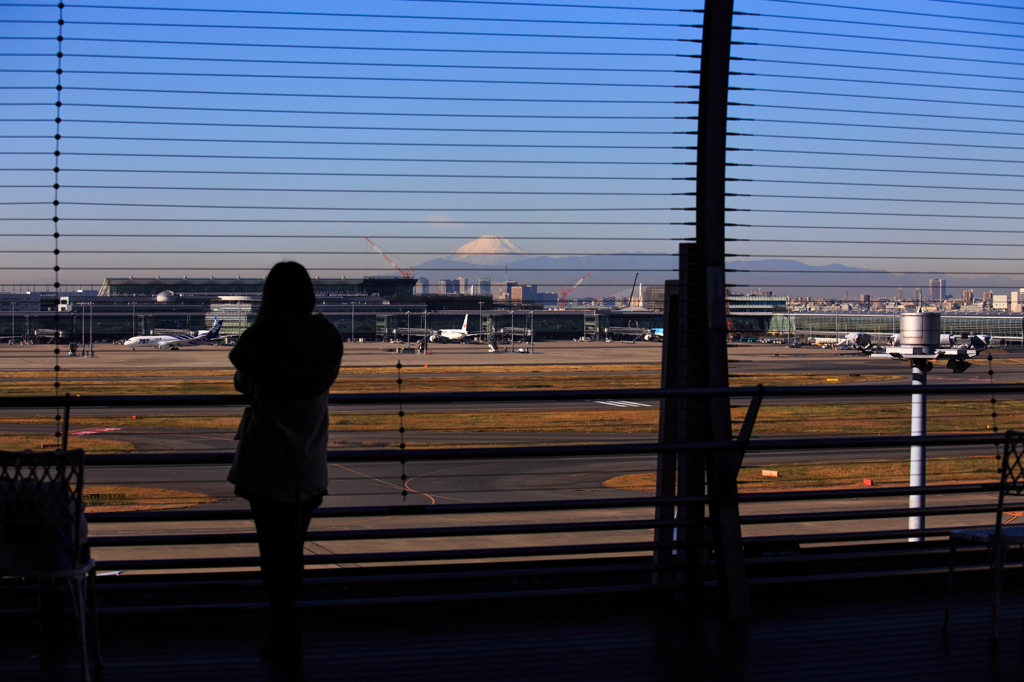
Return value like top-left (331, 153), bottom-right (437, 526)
top-left (0, 398), bottom-right (1018, 434)
top-left (605, 456), bottom-right (1000, 492)
top-left (0, 434), bottom-right (134, 453)
top-left (84, 485), bottom-right (217, 513)
top-left (0, 372), bottom-right (905, 397)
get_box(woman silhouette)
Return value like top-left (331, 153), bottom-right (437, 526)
top-left (228, 261), bottom-right (343, 661)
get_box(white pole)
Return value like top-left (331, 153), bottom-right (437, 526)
top-left (909, 359), bottom-right (927, 542)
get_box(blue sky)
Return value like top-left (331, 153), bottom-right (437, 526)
top-left (1, 0), bottom-right (1021, 293)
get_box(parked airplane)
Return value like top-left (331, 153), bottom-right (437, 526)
top-left (643, 327), bottom-right (663, 341)
top-left (125, 318), bottom-right (223, 350)
top-left (429, 315), bottom-right (482, 343)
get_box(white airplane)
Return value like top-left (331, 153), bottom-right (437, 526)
top-left (429, 315), bottom-right (483, 343)
top-left (643, 327), bottom-right (663, 341)
top-left (125, 318), bottom-right (223, 350)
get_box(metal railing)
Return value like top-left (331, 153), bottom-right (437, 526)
top-left (3, 381), bottom-right (1020, 613)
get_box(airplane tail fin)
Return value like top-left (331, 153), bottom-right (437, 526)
top-left (461, 314), bottom-right (468, 332)
top-left (207, 317), bottom-right (222, 339)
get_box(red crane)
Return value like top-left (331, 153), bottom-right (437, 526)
top-left (558, 272), bottom-right (589, 310)
top-left (365, 237), bottom-right (416, 278)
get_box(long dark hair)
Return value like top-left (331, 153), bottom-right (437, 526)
top-left (256, 261), bottom-right (315, 324)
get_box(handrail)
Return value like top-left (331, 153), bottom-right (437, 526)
top-left (2, 380), bottom-right (1022, 410)
top-left (78, 432), bottom-right (1003, 468)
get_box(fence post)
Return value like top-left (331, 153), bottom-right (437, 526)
top-left (695, 0), bottom-right (750, 618)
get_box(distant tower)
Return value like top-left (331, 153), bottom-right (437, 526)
top-left (897, 286), bottom-right (904, 301)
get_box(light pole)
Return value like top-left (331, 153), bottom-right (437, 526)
top-left (530, 310), bottom-right (534, 353)
top-left (871, 311), bottom-right (982, 542)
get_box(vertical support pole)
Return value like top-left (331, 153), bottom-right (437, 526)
top-left (61, 393), bottom-right (70, 452)
top-left (655, 262), bottom-right (709, 604)
top-left (910, 359), bottom-right (928, 541)
top-left (695, 0), bottom-right (749, 618)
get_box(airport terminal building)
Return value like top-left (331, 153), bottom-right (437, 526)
top-left (4, 277), bottom-right (1021, 346)
top-left (1, 276), bottom-right (666, 344)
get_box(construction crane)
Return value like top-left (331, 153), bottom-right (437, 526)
top-left (626, 273), bottom-right (639, 308)
top-left (365, 237), bottom-right (416, 278)
top-left (558, 272), bottom-right (589, 310)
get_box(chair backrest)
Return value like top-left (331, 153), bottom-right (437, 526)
top-left (0, 449), bottom-right (86, 572)
top-left (995, 432), bottom-right (1024, 540)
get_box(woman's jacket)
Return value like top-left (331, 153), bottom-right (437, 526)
top-left (228, 312), bottom-right (343, 503)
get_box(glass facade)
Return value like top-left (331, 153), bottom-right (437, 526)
top-left (765, 313), bottom-right (1023, 342)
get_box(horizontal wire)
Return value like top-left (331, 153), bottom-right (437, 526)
top-left (739, 56), bottom-right (1024, 84)
top-left (53, 20), bottom-right (694, 43)
top-left (11, 185), bottom-right (674, 197)
top-left (64, 85), bottom-right (683, 105)
top-left (737, 86), bottom-right (1022, 111)
top-left (0, 0), bottom-right (689, 12)
top-left (733, 40), bottom-right (1024, 70)
top-left (726, 284), bottom-right (1011, 289)
top-left (736, 70), bottom-right (1024, 96)
top-left (744, 238), bottom-right (1024, 248)
top-left (1, 168), bottom-right (678, 181)
top-left (735, 148), bottom-right (1024, 165)
top-left (735, 25), bottom-right (1024, 55)
top-left (729, 209), bottom-right (1021, 219)
top-left (930, 0), bottom-right (1024, 11)
top-left (6, 250), bottom-right (677, 256)
top-left (53, 102), bottom-right (683, 120)
top-left (9, 134), bottom-right (677, 151)
top-left (9, 10), bottom-right (690, 29)
top-left (735, 132), bottom-right (1024, 152)
top-left (42, 202), bottom-right (679, 212)
top-left (44, 152), bottom-right (685, 165)
top-left (735, 102), bottom-right (1024, 125)
top-left (58, 36), bottom-right (683, 59)
top-left (2, 218), bottom-right (684, 225)
top-left (733, 116), bottom-right (1024, 139)
top-left (742, 194), bottom-right (1024, 207)
top-left (756, 0), bottom-right (1024, 29)
top-left (732, 253), bottom-right (1024, 262)
top-left (732, 179), bottom-right (1023, 193)
top-left (54, 52), bottom-right (685, 74)
top-left (747, 10), bottom-right (1024, 40)
top-left (729, 224), bottom-right (1024, 236)
top-left (0, 119), bottom-right (692, 135)
top-left (2, 266), bottom-right (677, 273)
top-left (0, 233), bottom-right (684, 241)
top-left (736, 163), bottom-right (1023, 179)
top-left (54, 68), bottom-right (690, 90)
top-left (733, 268), bottom-right (1024, 276)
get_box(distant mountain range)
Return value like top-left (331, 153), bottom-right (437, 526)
top-left (413, 238), bottom-right (1024, 298)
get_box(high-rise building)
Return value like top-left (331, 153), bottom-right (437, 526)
top-left (929, 278), bottom-right (946, 301)
top-left (455, 277), bottom-right (468, 294)
top-left (477, 277), bottom-right (491, 295)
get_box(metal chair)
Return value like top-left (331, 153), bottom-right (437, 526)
top-left (943, 430), bottom-right (1024, 640)
top-left (0, 449), bottom-right (102, 680)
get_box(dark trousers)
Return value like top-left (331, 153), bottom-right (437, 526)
top-left (248, 493), bottom-right (323, 628)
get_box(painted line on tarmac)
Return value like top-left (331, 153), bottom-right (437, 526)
top-left (587, 400), bottom-right (652, 408)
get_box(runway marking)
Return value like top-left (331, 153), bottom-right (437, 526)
top-left (69, 427), bottom-right (124, 435)
top-left (587, 400), bottom-right (652, 408)
top-left (330, 462), bottom-right (436, 505)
